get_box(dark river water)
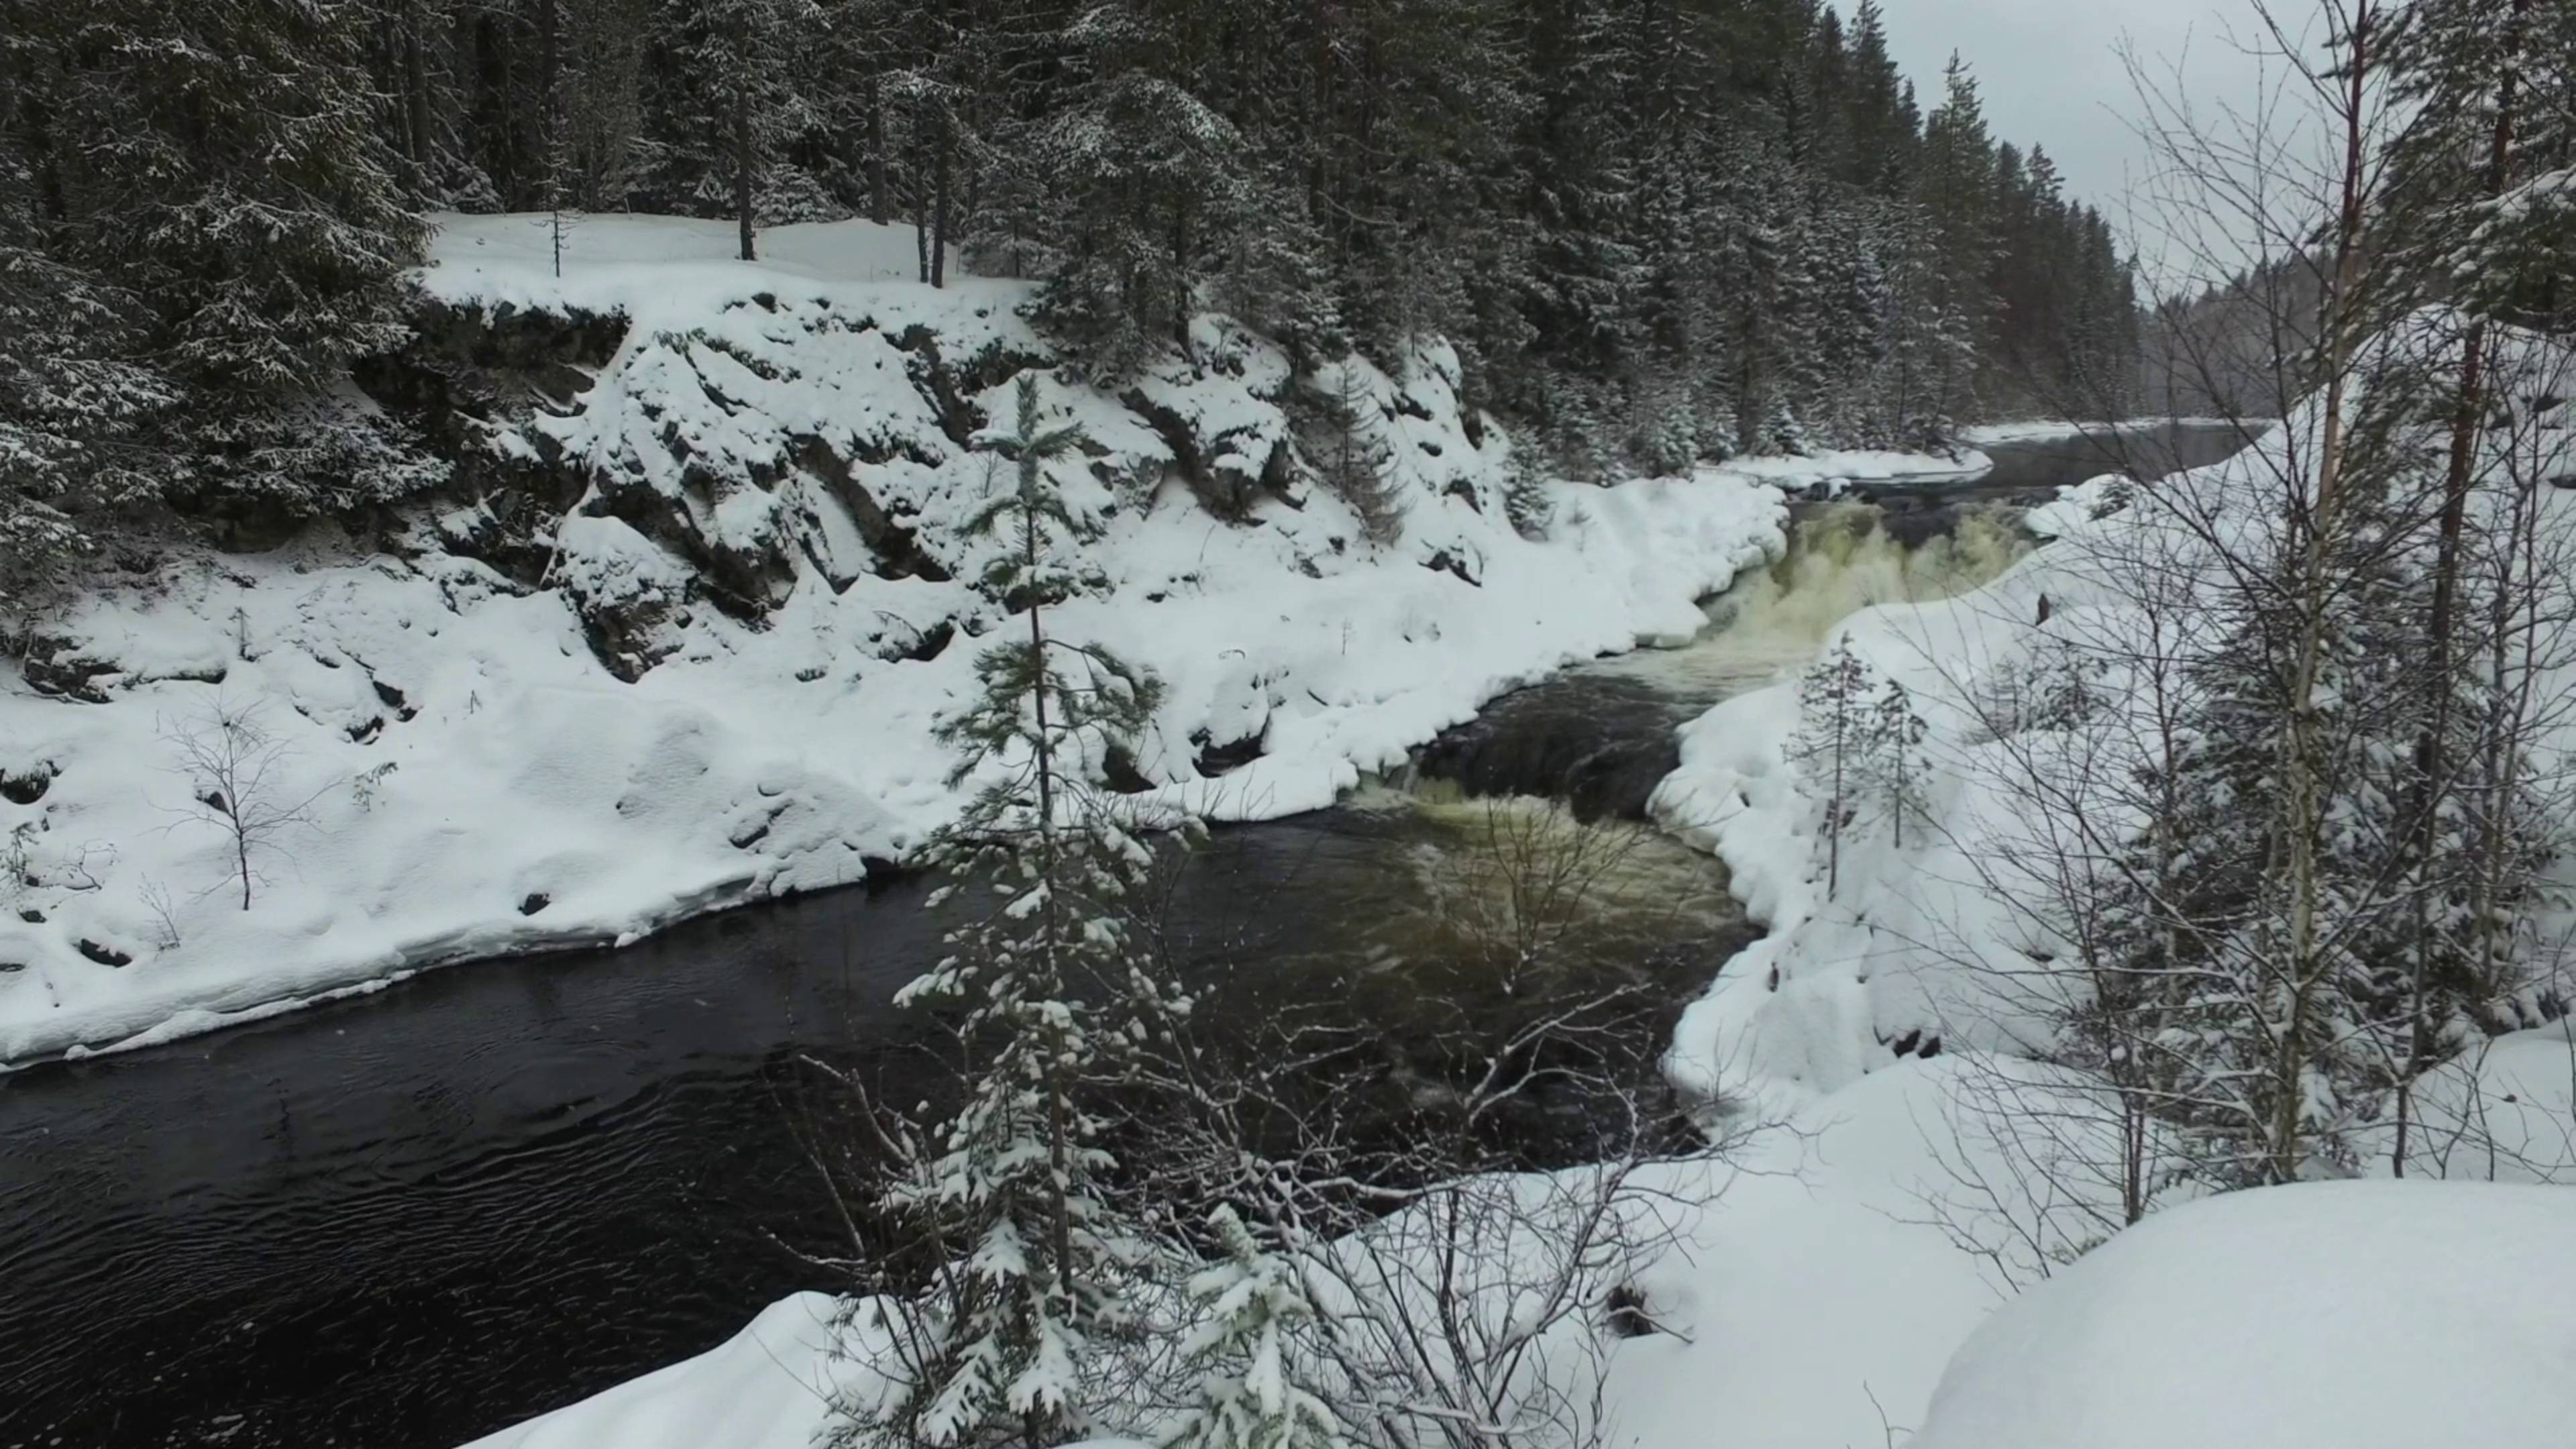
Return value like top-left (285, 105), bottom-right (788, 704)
top-left (0, 426), bottom-right (2248, 1449)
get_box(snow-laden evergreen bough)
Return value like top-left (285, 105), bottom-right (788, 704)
top-left (841, 377), bottom-right (1197, 1449)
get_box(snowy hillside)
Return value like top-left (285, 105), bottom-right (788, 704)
top-left (0, 213), bottom-right (1842, 1067)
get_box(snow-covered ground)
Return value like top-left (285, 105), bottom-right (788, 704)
top-left (0, 213), bottom-right (2010, 1067)
top-left (1957, 415), bottom-right (2247, 445)
top-left (465, 1054), bottom-right (2029, 1449)
top-left (1717, 445), bottom-right (1992, 486)
top-left (473, 1048), bottom-right (2576, 1449)
top-left (1913, 1180), bottom-right (2576, 1449)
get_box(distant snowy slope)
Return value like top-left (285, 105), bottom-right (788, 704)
top-left (1913, 1181), bottom-right (2576, 1449)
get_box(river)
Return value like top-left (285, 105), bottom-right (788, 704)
top-left (0, 425), bottom-right (2247, 1449)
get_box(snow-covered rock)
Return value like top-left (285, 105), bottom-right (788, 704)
top-left (1913, 1181), bottom-right (2576, 1449)
top-left (5, 212), bottom-right (1994, 1067)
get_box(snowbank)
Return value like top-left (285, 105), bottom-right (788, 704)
top-left (0, 211), bottom-right (1992, 1067)
top-left (462, 1293), bottom-right (859, 1449)
top-left (1718, 446), bottom-right (1992, 487)
top-left (1913, 1181), bottom-right (2576, 1449)
top-left (1958, 416), bottom-right (2247, 445)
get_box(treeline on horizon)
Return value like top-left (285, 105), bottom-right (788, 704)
top-left (3, 0), bottom-right (2138, 601)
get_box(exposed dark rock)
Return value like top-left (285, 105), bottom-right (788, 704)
top-left (794, 435), bottom-right (951, 583)
top-left (1124, 389), bottom-right (1265, 521)
top-left (588, 467), bottom-right (791, 623)
top-left (559, 553), bottom-right (689, 684)
top-left (517, 892), bottom-right (551, 916)
top-left (22, 639), bottom-right (115, 703)
top-left (1, 763), bottom-right (54, 805)
top-left (1101, 747), bottom-right (1156, 795)
top-left (1603, 1282), bottom-right (1658, 1338)
top-left (1422, 549), bottom-right (1480, 586)
top-left (76, 939), bottom-right (133, 967)
top-left (358, 299), bottom-right (627, 586)
top-left (1191, 724), bottom-right (1267, 777)
top-left (885, 620), bottom-right (954, 663)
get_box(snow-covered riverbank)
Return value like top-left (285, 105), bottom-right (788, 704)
top-left (1957, 415), bottom-right (2249, 445)
top-left (1, 214), bottom-right (2026, 1068)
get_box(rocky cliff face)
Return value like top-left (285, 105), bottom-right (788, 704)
top-left (374, 278), bottom-right (1463, 682)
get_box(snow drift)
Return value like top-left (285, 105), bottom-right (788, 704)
top-left (1913, 1180), bottom-right (2576, 1449)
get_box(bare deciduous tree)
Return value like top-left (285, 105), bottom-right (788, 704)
top-left (161, 698), bottom-right (328, 910)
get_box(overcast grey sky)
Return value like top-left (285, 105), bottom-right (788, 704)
top-left (1870, 0), bottom-right (2274, 262)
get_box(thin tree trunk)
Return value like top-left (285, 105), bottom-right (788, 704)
top-left (405, 1), bottom-right (433, 170)
top-left (2273, 0), bottom-right (2376, 1187)
top-left (930, 107), bottom-right (951, 288)
top-left (1828, 694), bottom-right (1846, 897)
top-left (914, 101), bottom-right (932, 282)
top-left (1020, 472), bottom-right (1076, 1307)
top-left (2394, 0), bottom-right (2523, 1175)
top-left (867, 74), bottom-right (888, 225)
top-left (538, 0), bottom-right (559, 148)
top-left (734, 89), bottom-right (755, 262)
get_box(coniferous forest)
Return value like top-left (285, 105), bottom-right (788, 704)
top-left (3, 0), bottom-right (2139, 584)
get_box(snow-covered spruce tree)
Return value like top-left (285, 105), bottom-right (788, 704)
top-left (1307, 363), bottom-right (1402, 549)
top-left (533, 120), bottom-right (583, 280)
top-left (1157, 1207), bottom-right (1348, 1449)
top-left (1790, 638), bottom-right (1875, 898)
top-left (636, 0), bottom-right (824, 258)
top-left (0, 140), bottom-right (174, 616)
top-left (1909, 56), bottom-right (2000, 425)
top-left (1027, 28), bottom-right (1260, 380)
top-left (1865, 675), bottom-right (1931, 850)
top-left (40, 0), bottom-right (439, 519)
top-left (1503, 443), bottom-right (1555, 541)
top-left (847, 375), bottom-right (1193, 1449)
top-left (2375, 0), bottom-right (2576, 1168)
